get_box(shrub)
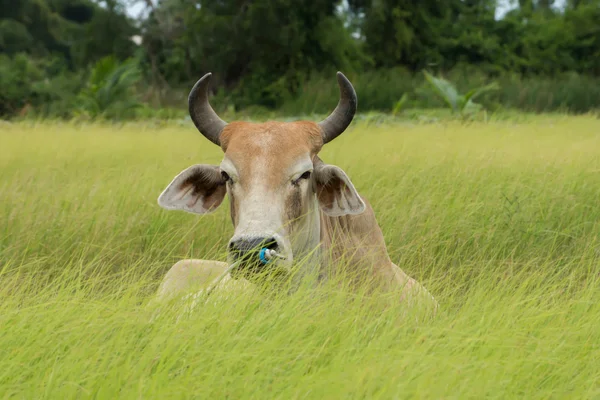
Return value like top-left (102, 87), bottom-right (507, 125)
top-left (0, 53), bottom-right (82, 119)
top-left (423, 70), bottom-right (499, 117)
top-left (76, 56), bottom-right (142, 120)
top-left (0, 53), bottom-right (44, 117)
top-left (279, 67), bottom-right (600, 116)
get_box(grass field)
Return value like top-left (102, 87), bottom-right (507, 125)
top-left (1, 116), bottom-right (599, 399)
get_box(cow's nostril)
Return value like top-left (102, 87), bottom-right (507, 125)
top-left (228, 240), bottom-right (237, 252)
top-left (263, 237), bottom-right (278, 251)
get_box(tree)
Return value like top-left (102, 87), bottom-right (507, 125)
top-left (140, 0), bottom-right (366, 108)
top-left (0, 0), bottom-right (137, 68)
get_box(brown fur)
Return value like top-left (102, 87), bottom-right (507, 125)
top-left (319, 197), bottom-right (403, 290)
top-left (229, 190), bottom-right (238, 226)
top-left (220, 121), bottom-right (323, 188)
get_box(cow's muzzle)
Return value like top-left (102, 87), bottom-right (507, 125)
top-left (229, 236), bottom-right (277, 260)
top-left (227, 236), bottom-right (287, 278)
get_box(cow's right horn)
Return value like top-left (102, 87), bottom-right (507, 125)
top-left (188, 73), bottom-right (228, 146)
top-left (318, 72), bottom-right (358, 144)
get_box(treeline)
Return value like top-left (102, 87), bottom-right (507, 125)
top-left (1, 0), bottom-right (600, 119)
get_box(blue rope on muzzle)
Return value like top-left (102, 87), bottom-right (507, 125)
top-left (259, 248), bottom-right (286, 265)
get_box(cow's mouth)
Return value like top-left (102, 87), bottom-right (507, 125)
top-left (228, 238), bottom-right (290, 283)
top-left (231, 247), bottom-right (286, 280)
top-left (227, 235), bottom-right (293, 285)
top-left (229, 256), bottom-right (290, 285)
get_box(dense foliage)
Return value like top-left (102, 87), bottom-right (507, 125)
top-left (1, 0), bottom-right (599, 118)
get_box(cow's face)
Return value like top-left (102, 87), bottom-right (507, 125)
top-left (157, 72), bottom-right (365, 281)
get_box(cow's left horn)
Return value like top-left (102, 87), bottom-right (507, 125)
top-left (189, 72), bottom-right (227, 146)
top-left (318, 72), bottom-right (357, 144)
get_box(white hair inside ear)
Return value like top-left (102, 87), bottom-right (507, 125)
top-left (158, 164), bottom-right (227, 214)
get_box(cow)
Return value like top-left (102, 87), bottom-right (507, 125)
top-left (155, 72), bottom-right (437, 308)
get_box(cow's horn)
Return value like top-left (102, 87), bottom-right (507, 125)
top-left (318, 72), bottom-right (357, 144)
top-left (188, 72), bottom-right (227, 146)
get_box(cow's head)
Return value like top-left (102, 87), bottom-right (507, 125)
top-left (158, 72), bottom-right (365, 282)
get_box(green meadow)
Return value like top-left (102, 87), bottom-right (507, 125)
top-left (0, 116), bottom-right (599, 398)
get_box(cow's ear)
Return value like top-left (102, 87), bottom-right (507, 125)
top-left (313, 164), bottom-right (366, 217)
top-left (158, 164), bottom-right (227, 214)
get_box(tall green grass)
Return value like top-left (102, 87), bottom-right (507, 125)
top-left (280, 68), bottom-right (600, 115)
top-left (1, 116), bottom-right (599, 398)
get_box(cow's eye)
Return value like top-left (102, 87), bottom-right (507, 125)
top-left (299, 171), bottom-right (311, 180)
top-left (221, 171), bottom-right (230, 182)
top-left (293, 171), bottom-right (311, 186)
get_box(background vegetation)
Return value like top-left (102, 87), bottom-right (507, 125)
top-left (2, 0), bottom-right (600, 119)
top-left (1, 118), bottom-right (599, 397)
